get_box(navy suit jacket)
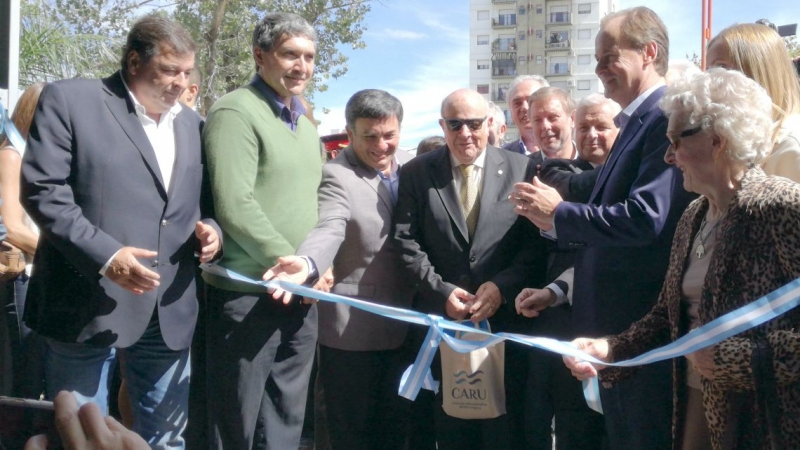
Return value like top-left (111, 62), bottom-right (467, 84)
top-left (21, 72), bottom-right (219, 350)
top-left (552, 86), bottom-right (696, 336)
top-left (394, 146), bottom-right (547, 330)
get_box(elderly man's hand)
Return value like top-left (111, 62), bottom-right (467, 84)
top-left (263, 256), bottom-right (311, 304)
top-left (24, 391), bottom-right (149, 450)
top-left (562, 338), bottom-right (611, 381)
top-left (446, 288), bottom-right (475, 320)
top-left (469, 281), bottom-right (501, 323)
top-left (510, 177), bottom-right (563, 231)
top-left (515, 288), bottom-right (556, 317)
top-left (105, 247), bottom-right (160, 295)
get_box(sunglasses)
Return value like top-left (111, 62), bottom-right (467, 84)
top-left (679, 126), bottom-right (703, 138)
top-left (443, 117), bottom-right (487, 132)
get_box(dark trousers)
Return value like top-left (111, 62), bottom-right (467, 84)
top-left (319, 344), bottom-right (410, 450)
top-left (599, 360), bottom-right (673, 450)
top-left (205, 285), bottom-right (317, 450)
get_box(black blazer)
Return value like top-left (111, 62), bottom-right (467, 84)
top-left (393, 145), bottom-right (547, 331)
top-left (539, 157), bottom-right (599, 203)
top-left (21, 72), bottom-right (219, 350)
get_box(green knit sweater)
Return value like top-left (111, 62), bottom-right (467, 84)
top-left (202, 85), bottom-right (322, 292)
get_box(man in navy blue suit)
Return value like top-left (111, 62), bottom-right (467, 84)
top-left (513, 6), bottom-right (695, 449)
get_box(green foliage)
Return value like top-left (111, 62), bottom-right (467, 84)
top-left (18, 0), bottom-right (372, 114)
top-left (784, 35), bottom-right (799, 58)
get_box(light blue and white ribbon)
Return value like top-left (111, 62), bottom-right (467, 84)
top-left (201, 263), bottom-right (800, 415)
top-left (0, 101), bottom-right (26, 152)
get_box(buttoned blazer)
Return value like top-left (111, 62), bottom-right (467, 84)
top-left (394, 145), bottom-right (547, 330)
top-left (21, 72), bottom-right (219, 350)
top-left (296, 146), bottom-right (415, 351)
top-left (552, 86), bottom-right (696, 336)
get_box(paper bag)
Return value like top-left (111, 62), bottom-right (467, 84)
top-left (439, 320), bottom-right (505, 419)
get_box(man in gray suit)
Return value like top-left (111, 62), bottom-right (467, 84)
top-left (265, 89), bottom-right (414, 450)
top-left (394, 88), bottom-right (547, 450)
top-left (20, 16), bottom-right (220, 449)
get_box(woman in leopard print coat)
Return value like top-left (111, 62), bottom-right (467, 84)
top-left (563, 69), bottom-right (800, 450)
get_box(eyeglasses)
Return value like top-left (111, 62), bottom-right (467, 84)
top-left (443, 117), bottom-right (487, 132)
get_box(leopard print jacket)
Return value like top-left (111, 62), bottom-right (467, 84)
top-left (601, 167), bottom-right (800, 450)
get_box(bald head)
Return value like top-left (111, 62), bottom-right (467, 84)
top-left (439, 89), bottom-right (490, 165)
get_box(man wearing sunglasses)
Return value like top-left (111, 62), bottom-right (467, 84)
top-left (394, 88), bottom-right (548, 450)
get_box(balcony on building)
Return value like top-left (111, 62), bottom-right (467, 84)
top-left (491, 0), bottom-right (517, 4)
top-left (492, 37), bottom-right (517, 53)
top-left (546, 63), bottom-right (572, 76)
top-left (491, 13), bottom-right (517, 29)
top-left (492, 60), bottom-right (517, 78)
top-left (546, 12), bottom-right (572, 26)
top-left (545, 32), bottom-right (571, 51)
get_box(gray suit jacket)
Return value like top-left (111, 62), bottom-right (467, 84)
top-left (21, 72), bottom-right (219, 350)
top-left (296, 146), bottom-right (415, 351)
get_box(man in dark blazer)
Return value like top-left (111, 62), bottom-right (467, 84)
top-left (265, 89), bottom-right (415, 450)
top-left (394, 88), bottom-right (547, 450)
top-left (20, 16), bottom-right (220, 449)
top-left (515, 7), bottom-right (696, 449)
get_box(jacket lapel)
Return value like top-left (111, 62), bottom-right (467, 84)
top-left (102, 73), bottom-right (168, 200)
top-left (430, 147), bottom-right (469, 242)
top-left (589, 86), bottom-right (666, 203)
top-left (471, 147), bottom-right (506, 248)
top-left (345, 146), bottom-right (394, 215)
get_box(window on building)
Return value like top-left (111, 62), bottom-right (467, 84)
top-left (549, 56), bottom-right (569, 75)
top-left (492, 59), bottom-right (517, 77)
top-left (519, 33), bottom-right (526, 41)
top-left (577, 80), bottom-right (591, 90)
top-left (477, 60), bottom-right (490, 70)
top-left (477, 84), bottom-right (489, 94)
top-left (578, 3), bottom-right (591, 14)
top-left (548, 30), bottom-right (569, 47)
top-left (535, 4), bottom-right (543, 14)
top-left (498, 9), bottom-right (516, 26)
top-left (477, 10), bottom-right (489, 20)
top-left (535, 55), bottom-right (543, 65)
top-left (549, 5), bottom-right (570, 24)
top-left (496, 84), bottom-right (510, 102)
top-left (477, 35), bottom-right (489, 45)
top-left (551, 81), bottom-right (568, 90)
top-left (519, 7), bottom-right (526, 15)
top-left (578, 29), bottom-right (591, 40)
top-left (519, 55), bottom-right (527, 63)
top-left (497, 34), bottom-right (516, 51)
top-left (535, 29), bottom-right (543, 39)
top-left (577, 54), bottom-right (592, 65)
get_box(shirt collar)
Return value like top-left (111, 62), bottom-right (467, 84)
top-left (121, 76), bottom-right (182, 122)
top-left (377, 156), bottom-right (400, 181)
top-left (249, 74), bottom-right (306, 126)
top-left (614, 82), bottom-right (665, 128)
top-left (449, 146), bottom-right (488, 171)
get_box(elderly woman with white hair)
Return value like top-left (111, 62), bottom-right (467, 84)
top-left (563, 68), bottom-right (800, 450)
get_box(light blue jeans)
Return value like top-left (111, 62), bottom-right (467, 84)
top-left (44, 319), bottom-right (190, 450)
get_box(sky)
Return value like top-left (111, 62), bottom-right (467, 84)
top-left (312, 0), bottom-right (800, 149)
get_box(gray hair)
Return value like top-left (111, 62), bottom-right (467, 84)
top-left (416, 136), bottom-right (446, 156)
top-left (121, 15), bottom-right (196, 74)
top-left (577, 93), bottom-right (621, 117)
top-left (345, 89), bottom-right (404, 130)
top-left (601, 7), bottom-right (669, 76)
top-left (507, 75), bottom-right (549, 99)
top-left (660, 68), bottom-right (775, 166)
top-left (253, 12), bottom-right (316, 52)
top-left (488, 101), bottom-right (505, 126)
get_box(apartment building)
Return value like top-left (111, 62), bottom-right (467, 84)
top-left (469, 0), bottom-right (617, 141)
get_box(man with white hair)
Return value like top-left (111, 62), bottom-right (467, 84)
top-left (502, 75), bottom-right (549, 159)
top-left (487, 101), bottom-right (507, 147)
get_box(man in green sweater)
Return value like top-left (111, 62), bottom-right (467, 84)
top-left (201, 12), bottom-right (322, 450)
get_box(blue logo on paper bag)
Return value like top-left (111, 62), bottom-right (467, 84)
top-left (453, 370), bottom-right (484, 385)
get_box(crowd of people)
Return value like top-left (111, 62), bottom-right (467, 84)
top-left (1, 5), bottom-right (799, 450)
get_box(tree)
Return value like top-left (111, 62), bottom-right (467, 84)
top-left (18, 0), bottom-right (373, 115)
top-left (784, 35), bottom-right (800, 58)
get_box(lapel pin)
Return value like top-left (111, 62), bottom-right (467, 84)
top-left (498, 169), bottom-right (503, 175)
